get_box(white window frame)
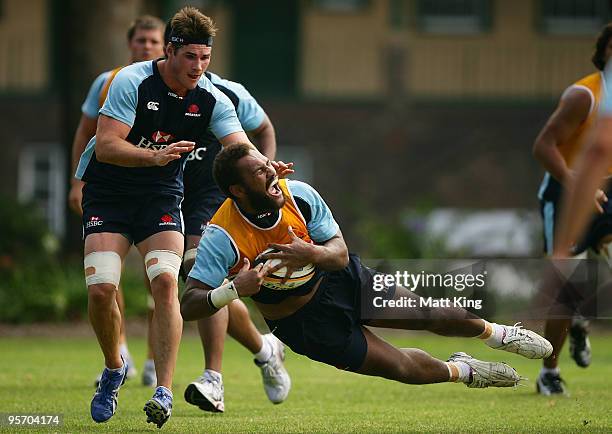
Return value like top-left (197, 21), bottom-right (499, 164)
top-left (18, 143), bottom-right (66, 238)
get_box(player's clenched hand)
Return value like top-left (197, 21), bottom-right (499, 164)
top-left (271, 160), bottom-right (294, 179)
top-left (232, 258), bottom-right (275, 297)
top-left (595, 188), bottom-right (608, 214)
top-left (68, 179), bottom-right (85, 216)
top-left (263, 226), bottom-right (315, 283)
top-left (152, 141), bottom-right (195, 166)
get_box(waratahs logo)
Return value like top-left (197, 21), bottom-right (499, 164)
top-left (185, 104), bottom-right (201, 117)
top-left (159, 214), bottom-right (177, 227)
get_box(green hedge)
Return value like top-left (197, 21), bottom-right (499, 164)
top-left (0, 195), bottom-right (150, 323)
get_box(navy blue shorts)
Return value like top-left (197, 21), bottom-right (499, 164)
top-left (82, 184), bottom-right (183, 244)
top-left (539, 174), bottom-right (612, 254)
top-left (265, 254), bottom-right (393, 372)
top-left (182, 190), bottom-right (225, 236)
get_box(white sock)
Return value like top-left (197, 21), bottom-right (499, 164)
top-left (541, 366), bottom-right (560, 376)
top-left (107, 362), bottom-right (125, 373)
top-left (254, 335), bottom-right (273, 363)
top-left (144, 359), bottom-right (155, 369)
top-left (481, 322), bottom-right (506, 347)
top-left (446, 361), bottom-right (471, 383)
top-left (204, 369), bottom-right (222, 383)
top-left (119, 343), bottom-right (130, 359)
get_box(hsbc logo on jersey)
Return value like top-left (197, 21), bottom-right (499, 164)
top-left (136, 131), bottom-right (175, 150)
top-left (159, 214), bottom-right (177, 227)
top-left (152, 131), bottom-right (174, 143)
top-left (185, 104), bottom-right (201, 117)
top-left (186, 147), bottom-right (208, 162)
top-left (85, 216), bottom-right (104, 229)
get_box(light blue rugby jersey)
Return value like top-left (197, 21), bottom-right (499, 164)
top-left (81, 70), bottom-right (112, 118)
top-left (189, 180), bottom-right (340, 288)
top-left (206, 71), bottom-right (265, 131)
top-left (601, 62), bottom-right (612, 115)
top-left (75, 60), bottom-right (243, 195)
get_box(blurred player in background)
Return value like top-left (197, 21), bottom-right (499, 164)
top-left (532, 23), bottom-right (612, 395)
top-left (181, 144), bottom-right (553, 392)
top-left (68, 15), bottom-right (165, 388)
top-left (75, 7), bottom-right (251, 427)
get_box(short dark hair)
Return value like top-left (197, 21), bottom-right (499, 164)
top-left (213, 143), bottom-right (252, 198)
top-left (169, 6), bottom-right (217, 52)
top-left (164, 18), bottom-right (172, 45)
top-left (127, 15), bottom-right (165, 42)
top-left (592, 22), bottom-right (612, 70)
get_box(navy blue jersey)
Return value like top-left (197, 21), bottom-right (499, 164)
top-left (183, 71), bottom-right (266, 198)
top-left (76, 60), bottom-right (242, 196)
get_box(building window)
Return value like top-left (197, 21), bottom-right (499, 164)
top-left (312, 0), bottom-right (370, 13)
top-left (415, 0), bottom-right (492, 34)
top-left (18, 144), bottom-right (66, 238)
top-left (540, 0), bottom-right (611, 35)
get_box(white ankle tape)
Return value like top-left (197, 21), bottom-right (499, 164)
top-left (144, 250), bottom-right (181, 282)
top-left (84, 251), bottom-right (121, 287)
top-left (207, 281), bottom-right (238, 310)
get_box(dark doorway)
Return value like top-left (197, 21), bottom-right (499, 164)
top-left (230, 0), bottom-right (299, 97)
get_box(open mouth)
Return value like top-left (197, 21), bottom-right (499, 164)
top-left (188, 73), bottom-right (200, 81)
top-left (267, 177), bottom-right (282, 197)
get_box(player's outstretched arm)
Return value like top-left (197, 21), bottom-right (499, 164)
top-left (248, 114), bottom-right (277, 159)
top-left (181, 259), bottom-right (276, 320)
top-left (181, 279), bottom-right (218, 320)
top-left (532, 88), bottom-right (592, 186)
top-left (96, 114), bottom-right (194, 167)
top-left (68, 114), bottom-right (97, 215)
top-left (553, 116), bottom-right (612, 257)
top-left (218, 131), bottom-right (253, 148)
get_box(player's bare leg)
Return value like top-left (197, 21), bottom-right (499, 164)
top-left (542, 319), bottom-right (571, 369)
top-left (357, 327), bottom-right (519, 387)
top-left (136, 231), bottom-right (184, 389)
top-left (226, 299), bottom-right (262, 354)
top-left (199, 307), bottom-right (229, 373)
top-left (86, 232), bottom-right (131, 423)
top-left (141, 273), bottom-right (157, 387)
top-left (367, 285), bottom-right (552, 359)
top-left (117, 286), bottom-right (127, 347)
top-left (86, 233), bottom-right (131, 370)
top-left (137, 231), bottom-right (183, 427)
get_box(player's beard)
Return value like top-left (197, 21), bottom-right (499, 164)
top-left (244, 184), bottom-right (285, 213)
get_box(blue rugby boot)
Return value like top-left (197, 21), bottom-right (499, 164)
top-left (90, 357), bottom-right (127, 423)
top-left (144, 386), bottom-right (173, 428)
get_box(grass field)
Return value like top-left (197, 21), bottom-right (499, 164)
top-left (1, 331), bottom-right (611, 433)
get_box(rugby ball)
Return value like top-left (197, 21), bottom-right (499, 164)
top-left (254, 248), bottom-right (316, 291)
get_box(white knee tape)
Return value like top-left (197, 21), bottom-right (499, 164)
top-left (183, 248), bottom-right (197, 264)
top-left (84, 251), bottom-right (122, 287)
top-left (144, 250), bottom-right (182, 282)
